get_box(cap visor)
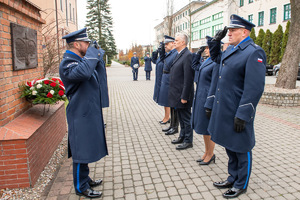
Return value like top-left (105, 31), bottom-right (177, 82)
top-left (227, 24), bottom-right (245, 29)
top-left (76, 38), bottom-right (91, 42)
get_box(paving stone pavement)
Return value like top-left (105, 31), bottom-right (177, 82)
top-left (43, 61), bottom-right (300, 200)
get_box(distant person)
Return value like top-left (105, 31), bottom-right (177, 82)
top-left (59, 28), bottom-right (108, 199)
top-left (131, 52), bottom-right (140, 81)
top-left (169, 32), bottom-right (194, 150)
top-left (207, 14), bottom-right (266, 198)
top-left (144, 52), bottom-right (152, 80)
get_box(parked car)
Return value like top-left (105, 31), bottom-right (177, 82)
top-left (266, 64), bottom-right (274, 76)
top-left (273, 63), bottom-right (300, 80)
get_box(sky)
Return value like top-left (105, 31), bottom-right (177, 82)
top-left (77, 0), bottom-right (192, 51)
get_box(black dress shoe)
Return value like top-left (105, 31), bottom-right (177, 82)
top-left (171, 137), bottom-right (184, 144)
top-left (176, 142), bottom-right (193, 150)
top-left (162, 126), bottom-right (171, 132)
top-left (76, 188), bottom-right (102, 198)
top-left (199, 154), bottom-right (216, 165)
top-left (165, 128), bottom-right (178, 135)
top-left (223, 187), bottom-right (246, 199)
top-left (213, 180), bottom-right (233, 188)
top-left (196, 158), bottom-right (203, 162)
top-left (89, 179), bottom-right (102, 187)
top-left (159, 119), bottom-right (170, 124)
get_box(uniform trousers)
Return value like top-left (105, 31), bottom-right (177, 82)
top-left (177, 107), bottom-right (193, 143)
top-left (73, 162), bottom-right (91, 193)
top-left (145, 71), bottom-right (151, 80)
top-left (226, 149), bottom-right (252, 189)
top-left (133, 70), bottom-right (138, 80)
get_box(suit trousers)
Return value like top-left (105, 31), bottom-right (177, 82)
top-left (133, 70), bottom-right (138, 80)
top-left (177, 107), bottom-right (193, 143)
top-left (73, 162), bottom-right (91, 193)
top-left (145, 71), bottom-right (151, 80)
top-left (170, 107), bottom-right (179, 129)
top-left (226, 149), bottom-right (252, 189)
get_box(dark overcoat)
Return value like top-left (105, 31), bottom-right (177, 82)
top-left (191, 57), bottom-right (218, 135)
top-left (191, 53), bottom-right (204, 83)
top-left (97, 48), bottom-right (109, 108)
top-left (207, 38), bottom-right (266, 153)
top-left (157, 49), bottom-right (177, 107)
top-left (152, 52), bottom-right (165, 102)
top-left (59, 48), bottom-right (108, 163)
top-left (168, 47), bottom-right (194, 108)
top-left (144, 56), bottom-right (152, 71)
top-left (131, 57), bottom-right (139, 72)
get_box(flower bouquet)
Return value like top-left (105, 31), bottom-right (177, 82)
top-left (19, 77), bottom-right (67, 105)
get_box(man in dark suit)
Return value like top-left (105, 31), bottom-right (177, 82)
top-left (207, 14), bottom-right (266, 198)
top-left (59, 28), bottom-right (108, 198)
top-left (131, 52), bottom-right (140, 81)
top-left (169, 33), bottom-right (194, 150)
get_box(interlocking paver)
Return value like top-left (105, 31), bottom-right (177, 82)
top-left (43, 61), bottom-right (300, 199)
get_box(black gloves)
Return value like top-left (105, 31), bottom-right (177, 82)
top-left (152, 51), bottom-right (158, 60)
top-left (89, 40), bottom-right (100, 49)
top-left (234, 117), bottom-right (246, 133)
top-left (157, 42), bottom-right (165, 57)
top-left (212, 26), bottom-right (228, 41)
top-left (205, 108), bottom-right (212, 119)
top-left (196, 46), bottom-right (206, 55)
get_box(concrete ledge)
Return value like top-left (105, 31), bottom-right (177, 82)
top-left (260, 92), bottom-right (300, 107)
top-left (0, 101), bottom-right (67, 189)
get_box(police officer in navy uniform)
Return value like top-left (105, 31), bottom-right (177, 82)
top-left (131, 52), bottom-right (140, 81)
top-left (144, 52), bottom-right (152, 80)
top-left (59, 28), bottom-right (108, 198)
top-left (191, 46), bottom-right (205, 83)
top-left (158, 35), bottom-right (179, 135)
top-left (191, 36), bottom-right (218, 165)
top-left (206, 15), bottom-right (266, 198)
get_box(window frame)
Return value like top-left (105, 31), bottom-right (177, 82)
top-left (270, 7), bottom-right (277, 24)
top-left (258, 11), bottom-right (264, 26)
top-left (283, 3), bottom-right (291, 21)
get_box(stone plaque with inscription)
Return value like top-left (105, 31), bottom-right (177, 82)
top-left (11, 23), bottom-right (38, 70)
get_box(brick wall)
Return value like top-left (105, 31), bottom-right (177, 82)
top-left (0, 0), bottom-right (45, 127)
top-left (0, 102), bottom-right (67, 189)
top-left (260, 92), bottom-right (300, 107)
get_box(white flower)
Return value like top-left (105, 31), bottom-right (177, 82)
top-left (32, 90), bottom-right (37, 95)
top-left (36, 84), bottom-right (42, 89)
top-left (62, 95), bottom-right (66, 98)
top-left (30, 87), bottom-right (34, 90)
top-left (50, 90), bottom-right (55, 95)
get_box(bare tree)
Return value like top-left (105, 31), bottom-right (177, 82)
top-left (275, 0), bottom-right (299, 89)
top-left (166, 0), bottom-right (174, 36)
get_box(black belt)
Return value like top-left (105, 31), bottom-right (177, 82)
top-left (163, 70), bottom-right (170, 74)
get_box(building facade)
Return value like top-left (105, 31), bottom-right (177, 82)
top-left (190, 0), bottom-right (291, 51)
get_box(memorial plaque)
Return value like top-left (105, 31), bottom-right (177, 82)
top-left (11, 23), bottom-right (38, 70)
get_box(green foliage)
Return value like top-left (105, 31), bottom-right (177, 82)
top-left (250, 28), bottom-right (256, 42)
top-left (255, 29), bottom-right (265, 47)
top-left (262, 29), bottom-right (272, 64)
top-left (280, 21), bottom-right (290, 61)
top-left (269, 24), bottom-right (283, 65)
top-left (20, 78), bottom-right (67, 105)
top-left (86, 0), bottom-right (117, 64)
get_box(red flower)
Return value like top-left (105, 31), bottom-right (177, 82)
top-left (50, 82), bottom-right (57, 87)
top-left (44, 80), bottom-right (50, 84)
top-left (27, 81), bottom-right (32, 87)
top-left (58, 90), bottom-right (64, 96)
top-left (47, 92), bottom-right (53, 98)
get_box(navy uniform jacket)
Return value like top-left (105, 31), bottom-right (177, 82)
top-left (191, 53), bottom-right (204, 83)
top-left (169, 47), bottom-right (194, 108)
top-left (191, 56), bottom-right (218, 134)
top-left (207, 37), bottom-right (266, 153)
top-left (144, 56), bottom-right (152, 71)
top-left (152, 51), bottom-right (165, 102)
top-left (97, 48), bottom-right (109, 108)
top-left (59, 48), bottom-right (108, 163)
top-left (131, 57), bottom-right (139, 72)
top-left (157, 48), bottom-right (177, 107)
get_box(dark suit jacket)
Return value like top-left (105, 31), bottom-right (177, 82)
top-left (168, 47), bottom-right (194, 108)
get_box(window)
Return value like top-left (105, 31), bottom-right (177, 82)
top-left (200, 27), bottom-right (210, 39)
top-left (200, 16), bottom-right (211, 25)
top-left (60, 0), bottom-right (63, 11)
top-left (69, 4), bottom-right (72, 20)
top-left (212, 24), bottom-right (223, 36)
top-left (249, 0), bottom-right (253, 3)
top-left (284, 4), bottom-right (291, 21)
top-left (192, 31), bottom-right (199, 41)
top-left (240, 0), bottom-right (244, 7)
top-left (212, 12), bottom-right (223, 21)
top-left (65, 0), bottom-right (68, 26)
top-left (73, 8), bottom-right (75, 22)
top-left (248, 14), bottom-right (253, 23)
top-left (185, 22), bottom-right (187, 29)
top-left (258, 11), bottom-right (264, 26)
top-left (270, 8), bottom-right (276, 24)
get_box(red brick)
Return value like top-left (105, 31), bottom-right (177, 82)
top-left (0, 164), bottom-right (17, 171)
top-left (0, 174), bottom-right (18, 180)
top-left (3, 149), bottom-right (27, 155)
top-left (1, 32), bottom-right (10, 39)
top-left (16, 164), bottom-right (28, 169)
top-left (4, 168), bottom-right (28, 175)
top-left (0, 19), bottom-right (10, 26)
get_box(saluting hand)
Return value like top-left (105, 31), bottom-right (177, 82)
top-left (181, 99), bottom-right (187, 104)
top-left (196, 46), bottom-right (206, 55)
top-left (234, 117), bottom-right (246, 133)
top-left (212, 26), bottom-right (228, 41)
